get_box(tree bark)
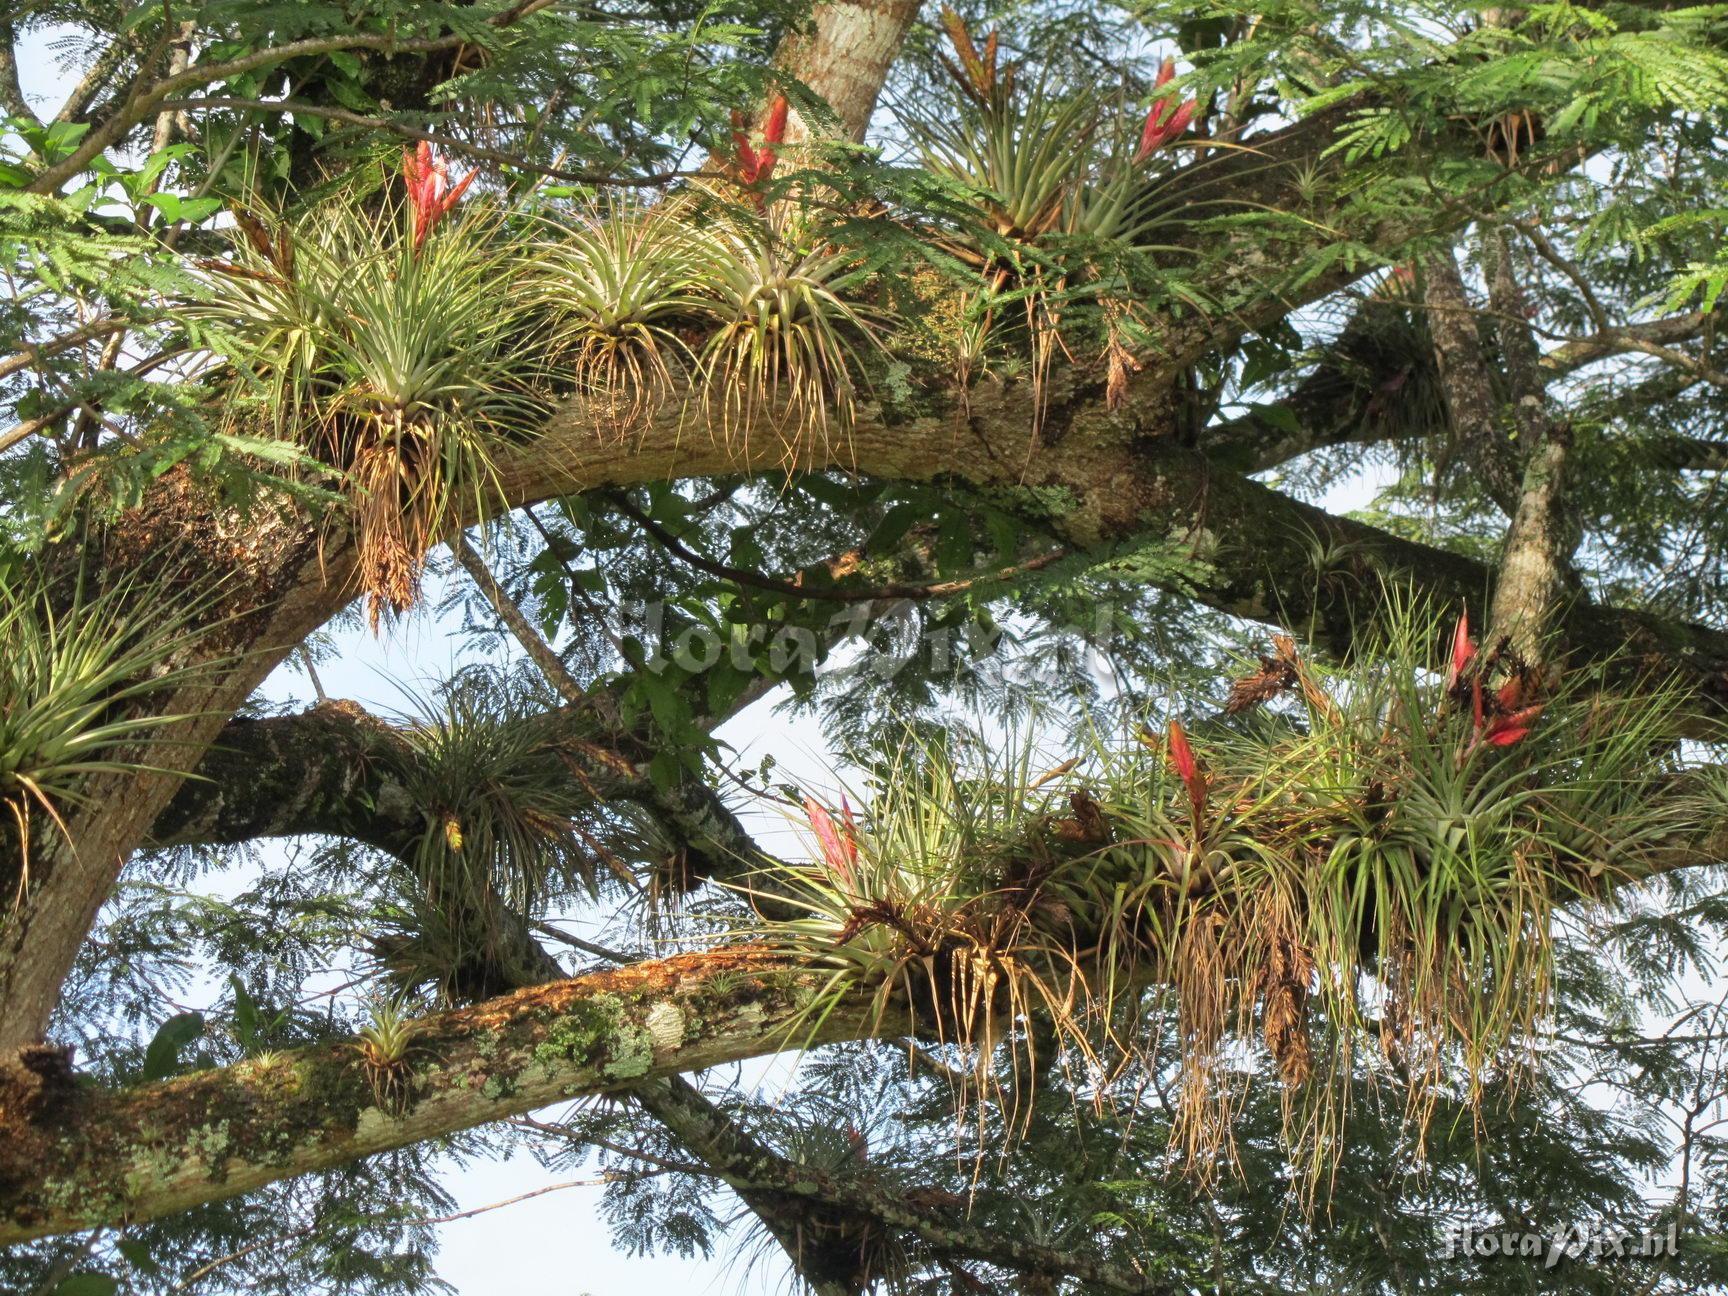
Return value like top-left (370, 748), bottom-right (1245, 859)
top-left (774, 0), bottom-right (922, 144)
top-left (1485, 228), bottom-right (1581, 662)
top-left (1423, 248), bottom-right (1522, 512)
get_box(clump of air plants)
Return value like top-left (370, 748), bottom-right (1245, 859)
top-left (531, 200), bottom-right (714, 437)
top-left (391, 677), bottom-right (603, 974)
top-left (191, 150), bottom-right (545, 629)
top-left (1109, 606), bottom-right (1712, 1194)
top-left (355, 995), bottom-right (421, 1115)
top-left (741, 734), bottom-right (1125, 1136)
top-left (690, 206), bottom-right (885, 466)
top-left (0, 562), bottom-right (213, 910)
top-left (901, 11), bottom-right (1198, 426)
top-left (745, 603), bottom-right (1720, 1196)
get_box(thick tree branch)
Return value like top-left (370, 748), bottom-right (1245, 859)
top-left (1485, 228), bottom-right (1582, 661)
top-left (0, 21), bottom-right (37, 126)
top-left (1200, 292), bottom-right (1439, 474)
top-left (0, 949), bottom-right (897, 1245)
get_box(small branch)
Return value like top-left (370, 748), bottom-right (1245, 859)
top-left (1422, 246), bottom-right (1523, 513)
top-left (451, 530), bottom-right (588, 707)
top-left (1513, 218), bottom-right (1609, 332)
top-left (0, 318), bottom-right (131, 384)
top-left (608, 494), bottom-right (1069, 603)
top-left (1541, 312), bottom-right (1712, 377)
top-left (168, 1175), bottom-right (640, 1292)
top-left (54, 35), bottom-right (133, 125)
top-left (527, 919), bottom-right (638, 965)
top-left (27, 33), bottom-right (478, 195)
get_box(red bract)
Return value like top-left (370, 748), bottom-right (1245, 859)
top-left (731, 95), bottom-right (789, 192)
top-left (402, 141), bottom-right (476, 254)
top-left (1447, 610), bottom-right (1476, 689)
top-left (1134, 59), bottom-right (1196, 164)
top-left (1167, 718), bottom-right (1208, 827)
top-left (804, 794), bottom-right (857, 890)
top-left (1484, 705), bottom-right (1544, 747)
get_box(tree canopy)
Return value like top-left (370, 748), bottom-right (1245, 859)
top-left (5, 0), bottom-right (1728, 1292)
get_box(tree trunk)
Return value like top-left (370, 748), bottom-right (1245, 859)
top-left (774, 0), bottom-right (922, 144)
top-left (0, 503), bottom-right (340, 1052)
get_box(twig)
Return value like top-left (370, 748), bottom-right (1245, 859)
top-left (608, 493), bottom-right (1069, 603)
top-left (168, 1176), bottom-right (639, 1291)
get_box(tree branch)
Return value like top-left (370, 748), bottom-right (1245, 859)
top-left (1485, 227), bottom-right (1582, 661)
top-left (0, 21), bottom-right (38, 126)
top-left (1423, 247), bottom-right (1523, 512)
top-left (0, 948), bottom-right (898, 1245)
top-left (1540, 312), bottom-right (1715, 377)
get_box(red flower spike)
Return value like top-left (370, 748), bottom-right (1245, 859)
top-left (1484, 725), bottom-right (1533, 748)
top-left (729, 96), bottom-right (789, 197)
top-left (840, 795), bottom-right (859, 848)
top-left (1472, 677), bottom-right (1484, 735)
top-left (763, 94), bottom-right (789, 147)
top-left (1496, 675), bottom-right (1526, 712)
top-left (804, 795), bottom-right (857, 891)
top-left (1447, 610), bottom-right (1476, 689)
top-left (1134, 60), bottom-right (1196, 164)
top-left (403, 141), bottom-right (476, 254)
top-left (1167, 719), bottom-right (1208, 826)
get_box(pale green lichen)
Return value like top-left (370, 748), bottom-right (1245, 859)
top-left (189, 1120), bottom-right (233, 1179)
top-left (530, 994), bottom-right (624, 1076)
top-left (602, 1023), bottom-right (654, 1080)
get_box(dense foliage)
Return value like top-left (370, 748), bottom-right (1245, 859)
top-left (6, 0), bottom-right (1728, 1293)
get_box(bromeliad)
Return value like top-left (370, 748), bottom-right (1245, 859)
top-left (402, 141), bottom-right (477, 254)
top-left (729, 95), bottom-right (790, 197)
top-left (804, 794), bottom-right (859, 892)
top-left (1133, 59), bottom-right (1196, 164)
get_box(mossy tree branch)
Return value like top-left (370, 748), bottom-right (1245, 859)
top-left (0, 950), bottom-right (898, 1246)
